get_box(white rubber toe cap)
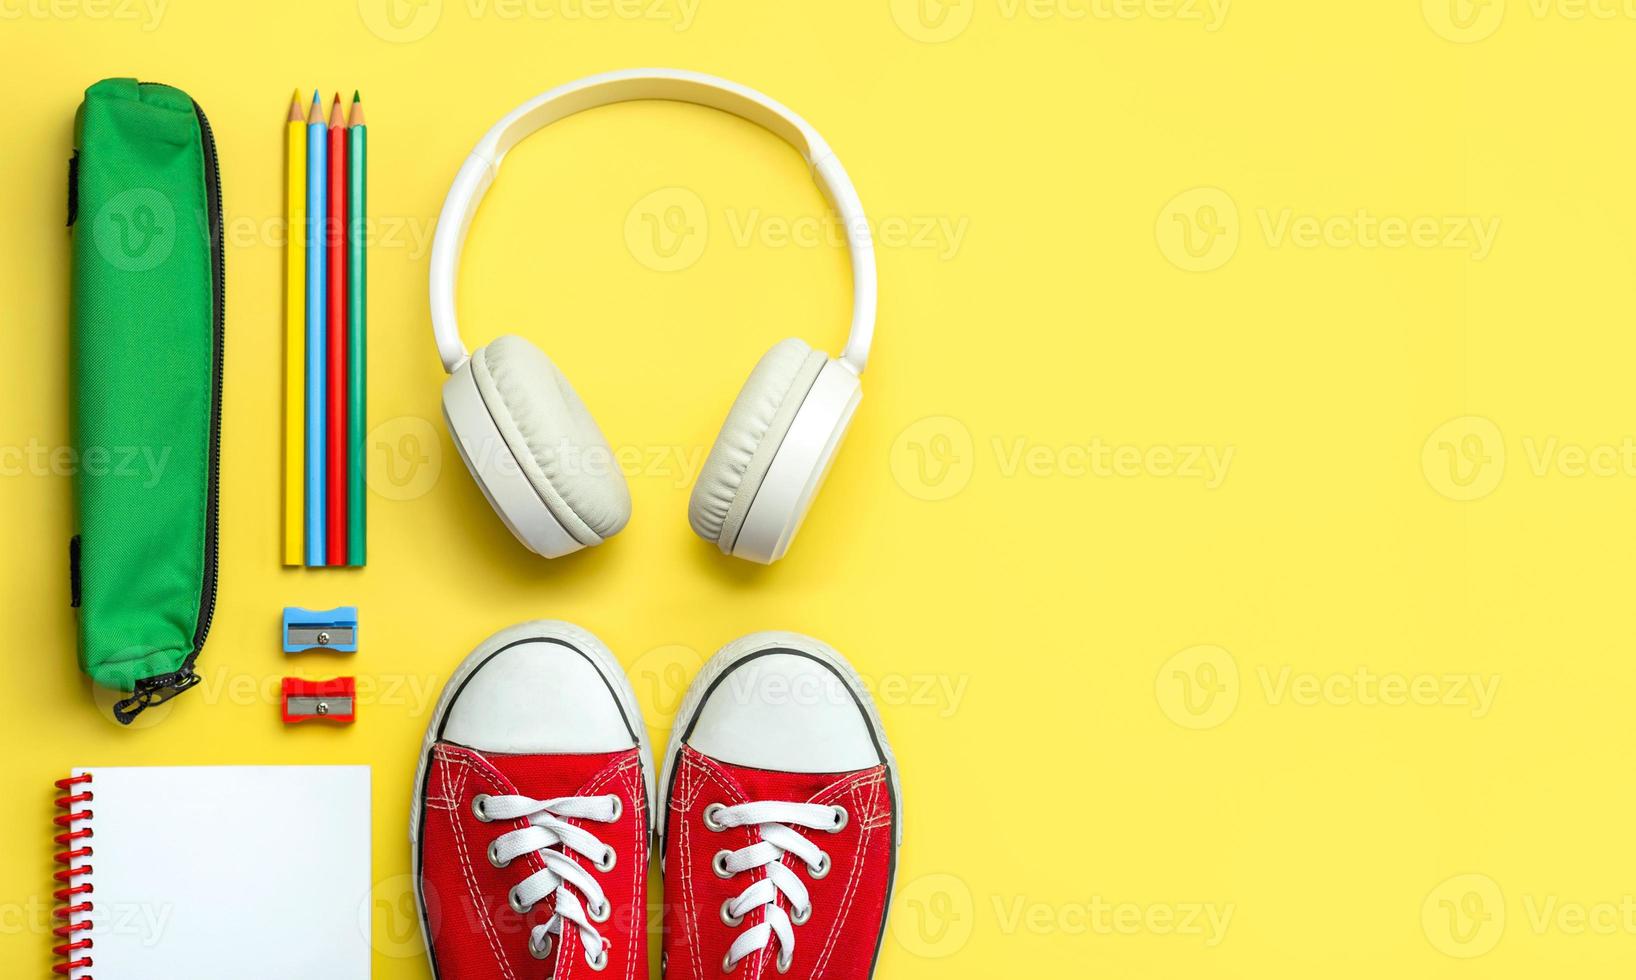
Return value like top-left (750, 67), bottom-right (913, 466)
top-left (441, 626), bottom-right (639, 755)
top-left (682, 645), bottom-right (883, 773)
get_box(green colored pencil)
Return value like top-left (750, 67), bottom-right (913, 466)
top-left (346, 92), bottom-right (367, 565)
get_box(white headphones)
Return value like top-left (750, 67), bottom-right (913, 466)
top-left (429, 68), bottom-right (876, 564)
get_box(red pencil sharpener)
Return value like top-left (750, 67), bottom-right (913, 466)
top-left (281, 677), bottom-right (356, 724)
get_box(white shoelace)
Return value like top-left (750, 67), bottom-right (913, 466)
top-left (706, 800), bottom-right (849, 973)
top-left (473, 792), bottom-right (622, 968)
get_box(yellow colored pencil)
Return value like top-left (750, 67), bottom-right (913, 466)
top-left (283, 89), bottom-right (305, 566)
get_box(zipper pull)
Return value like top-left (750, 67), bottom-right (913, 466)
top-left (113, 668), bottom-right (202, 725)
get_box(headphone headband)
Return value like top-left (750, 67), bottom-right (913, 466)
top-left (428, 68), bottom-right (877, 375)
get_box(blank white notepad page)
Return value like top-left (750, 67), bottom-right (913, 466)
top-left (67, 765), bottom-right (371, 980)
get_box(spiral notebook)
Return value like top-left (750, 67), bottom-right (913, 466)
top-left (53, 765), bottom-right (371, 979)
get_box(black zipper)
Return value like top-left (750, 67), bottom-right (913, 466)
top-left (113, 88), bottom-right (223, 725)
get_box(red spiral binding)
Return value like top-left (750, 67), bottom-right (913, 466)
top-left (52, 774), bottom-right (93, 978)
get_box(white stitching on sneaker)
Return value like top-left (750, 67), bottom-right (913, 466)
top-left (477, 792), bottom-right (623, 968)
top-left (707, 801), bottom-right (847, 973)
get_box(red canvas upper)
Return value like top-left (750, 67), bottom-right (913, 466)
top-left (664, 745), bottom-right (895, 980)
top-left (418, 742), bottom-right (649, 980)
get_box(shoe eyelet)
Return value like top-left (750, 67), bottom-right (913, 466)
top-left (471, 794), bottom-right (492, 822)
top-left (721, 952), bottom-right (738, 973)
top-left (607, 794), bottom-right (623, 822)
top-left (587, 939), bottom-right (610, 971)
top-left (590, 898), bottom-right (612, 923)
top-left (703, 803), bottom-right (728, 832)
top-left (827, 805), bottom-right (848, 833)
top-left (720, 898), bottom-right (744, 927)
top-left (529, 934), bottom-right (554, 960)
top-left (487, 842), bottom-right (508, 868)
top-left (791, 904), bottom-right (812, 926)
top-left (595, 848), bottom-right (617, 872)
top-left (508, 889), bottom-right (533, 915)
top-left (808, 853), bottom-right (831, 880)
top-left (776, 950), bottom-right (794, 974)
top-left (712, 850), bottom-right (735, 878)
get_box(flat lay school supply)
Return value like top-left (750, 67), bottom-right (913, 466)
top-left (284, 90), bottom-right (305, 566)
top-left (326, 94), bottom-right (347, 565)
top-left (283, 605), bottom-right (359, 652)
top-left (52, 766), bottom-right (371, 977)
top-left (69, 79), bottom-right (223, 724)
top-left (54, 68), bottom-right (893, 980)
top-left (281, 676), bottom-right (357, 723)
top-left (429, 68), bottom-right (875, 564)
top-left (288, 90), bottom-right (367, 567)
top-left (304, 91), bottom-right (327, 565)
top-left (348, 92), bottom-right (367, 565)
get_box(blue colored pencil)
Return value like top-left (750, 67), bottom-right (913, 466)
top-left (304, 91), bottom-right (328, 565)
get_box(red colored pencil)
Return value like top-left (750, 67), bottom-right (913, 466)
top-left (325, 94), bottom-right (348, 565)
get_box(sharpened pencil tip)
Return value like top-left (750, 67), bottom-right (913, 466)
top-left (352, 90), bottom-right (360, 102)
top-left (312, 89), bottom-right (321, 104)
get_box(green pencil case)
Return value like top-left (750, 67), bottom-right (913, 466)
top-left (68, 79), bottom-right (223, 724)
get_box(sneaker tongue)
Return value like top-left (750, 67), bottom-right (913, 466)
top-left (457, 745), bottom-right (636, 799)
top-left (689, 745), bottom-right (878, 803)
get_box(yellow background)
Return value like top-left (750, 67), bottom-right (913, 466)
top-left (3, 0), bottom-right (1634, 975)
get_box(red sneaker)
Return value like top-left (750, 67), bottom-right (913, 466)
top-left (412, 622), bottom-right (654, 978)
top-left (660, 632), bottom-right (902, 978)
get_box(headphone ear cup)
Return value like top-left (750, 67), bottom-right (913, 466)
top-left (467, 335), bottom-right (631, 548)
top-left (689, 338), bottom-right (828, 553)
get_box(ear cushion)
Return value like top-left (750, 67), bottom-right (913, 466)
top-left (689, 338), bottom-right (828, 548)
top-left (471, 335), bottom-right (631, 546)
